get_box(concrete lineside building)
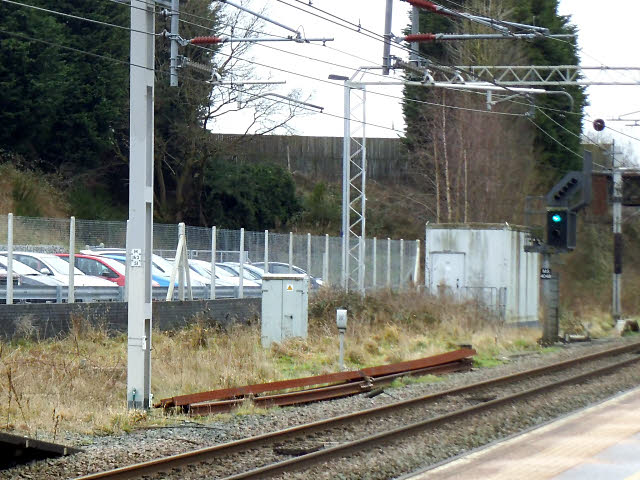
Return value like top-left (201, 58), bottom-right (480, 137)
top-left (425, 224), bottom-right (539, 324)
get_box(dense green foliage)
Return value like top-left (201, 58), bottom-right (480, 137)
top-left (0, 2), bottom-right (129, 173)
top-left (0, 1), bottom-right (302, 230)
top-left (201, 160), bottom-right (301, 230)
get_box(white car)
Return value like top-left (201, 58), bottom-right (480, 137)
top-left (5, 252), bottom-right (116, 287)
top-left (219, 262), bottom-right (264, 285)
top-left (81, 249), bottom-right (210, 287)
top-left (0, 255), bottom-right (65, 286)
top-left (188, 259), bottom-right (260, 287)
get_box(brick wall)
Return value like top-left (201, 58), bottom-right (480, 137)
top-left (0, 298), bottom-right (261, 340)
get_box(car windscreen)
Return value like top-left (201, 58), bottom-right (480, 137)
top-left (42, 255), bottom-right (85, 275)
top-left (0, 256), bottom-right (41, 275)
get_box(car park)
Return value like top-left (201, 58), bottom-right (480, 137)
top-left (0, 255), bottom-right (66, 287)
top-left (187, 259), bottom-right (260, 287)
top-left (2, 252), bottom-right (115, 287)
top-left (81, 249), bottom-right (209, 287)
top-left (252, 261), bottom-right (324, 289)
top-left (218, 262), bottom-right (264, 285)
top-left (56, 254), bottom-right (161, 287)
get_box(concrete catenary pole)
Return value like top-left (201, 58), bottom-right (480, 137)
top-left (169, 0), bottom-right (180, 87)
top-left (127, 0), bottom-right (155, 409)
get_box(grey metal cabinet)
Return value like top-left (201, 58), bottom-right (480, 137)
top-left (261, 274), bottom-right (308, 347)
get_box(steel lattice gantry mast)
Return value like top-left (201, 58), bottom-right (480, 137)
top-left (341, 80), bottom-right (367, 293)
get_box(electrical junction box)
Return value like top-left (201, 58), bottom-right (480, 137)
top-left (261, 273), bottom-right (308, 347)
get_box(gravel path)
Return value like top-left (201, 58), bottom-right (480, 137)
top-left (2, 337), bottom-right (639, 480)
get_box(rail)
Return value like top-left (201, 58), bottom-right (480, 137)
top-left (72, 341), bottom-right (640, 480)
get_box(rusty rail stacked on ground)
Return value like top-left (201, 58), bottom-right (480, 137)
top-left (156, 348), bottom-right (476, 414)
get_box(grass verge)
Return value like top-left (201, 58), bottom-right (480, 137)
top-left (0, 289), bottom-right (617, 438)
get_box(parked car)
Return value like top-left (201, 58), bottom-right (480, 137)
top-left (81, 249), bottom-right (208, 287)
top-left (1, 252), bottom-right (115, 287)
top-left (252, 261), bottom-right (324, 289)
top-left (0, 267), bottom-right (20, 287)
top-left (0, 255), bottom-right (66, 287)
top-left (187, 259), bottom-right (259, 287)
top-left (56, 254), bottom-right (161, 287)
top-left (219, 262), bottom-right (264, 285)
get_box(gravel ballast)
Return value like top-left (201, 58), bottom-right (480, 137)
top-left (1, 337), bottom-right (639, 480)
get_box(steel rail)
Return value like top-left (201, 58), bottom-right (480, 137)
top-left (73, 340), bottom-right (640, 480)
top-left (223, 354), bottom-right (640, 479)
top-left (159, 348), bottom-right (476, 408)
top-left (188, 359), bottom-right (472, 414)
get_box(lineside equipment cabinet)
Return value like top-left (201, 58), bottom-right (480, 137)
top-left (261, 274), bottom-right (308, 347)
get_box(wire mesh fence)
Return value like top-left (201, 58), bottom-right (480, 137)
top-left (1, 214), bottom-right (420, 292)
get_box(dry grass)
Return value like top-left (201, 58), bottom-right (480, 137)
top-left (0, 289), bottom-right (618, 438)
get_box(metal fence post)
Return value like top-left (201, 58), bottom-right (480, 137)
top-left (387, 237), bottom-right (391, 288)
top-left (414, 239), bottom-right (420, 288)
top-left (210, 226), bottom-right (216, 300)
top-left (264, 229), bottom-right (269, 272)
top-left (307, 233), bottom-right (311, 279)
top-left (358, 236), bottom-right (365, 294)
top-left (373, 237), bottom-right (377, 290)
top-left (6, 213), bottom-right (13, 305)
top-left (178, 223), bottom-right (185, 301)
top-left (341, 233), bottom-right (345, 289)
top-left (239, 227), bottom-right (244, 299)
top-left (68, 216), bottom-right (75, 303)
top-left (289, 231), bottom-right (293, 273)
top-left (323, 234), bottom-right (329, 286)
top-left (400, 239), bottom-right (405, 289)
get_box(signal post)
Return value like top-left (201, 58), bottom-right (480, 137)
top-left (526, 151), bottom-right (592, 344)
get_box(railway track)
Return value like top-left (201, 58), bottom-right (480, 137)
top-left (74, 341), bottom-right (640, 480)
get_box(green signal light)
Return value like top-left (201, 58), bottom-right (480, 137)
top-left (551, 214), bottom-right (563, 223)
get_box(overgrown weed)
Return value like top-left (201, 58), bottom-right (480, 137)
top-left (0, 289), bottom-right (620, 436)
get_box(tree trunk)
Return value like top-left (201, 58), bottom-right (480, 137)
top-left (441, 91), bottom-right (452, 222)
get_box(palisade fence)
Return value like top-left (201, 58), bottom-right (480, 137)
top-left (0, 214), bottom-right (419, 302)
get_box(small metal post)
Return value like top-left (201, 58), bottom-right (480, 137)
top-left (387, 238), bottom-right (391, 288)
top-left (414, 239), bottom-right (421, 288)
top-left (372, 237), bottom-right (377, 290)
top-left (264, 229), bottom-right (269, 272)
top-left (289, 231), bottom-right (293, 273)
top-left (210, 226), bottom-right (216, 300)
top-left (239, 228), bottom-right (244, 299)
top-left (336, 309), bottom-right (347, 371)
top-left (323, 234), bottom-right (329, 285)
top-left (6, 213), bottom-right (13, 305)
top-left (68, 216), bottom-right (75, 303)
top-left (400, 239), bottom-right (405, 289)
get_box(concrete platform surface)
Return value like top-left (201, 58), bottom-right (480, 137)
top-left (408, 386), bottom-right (640, 480)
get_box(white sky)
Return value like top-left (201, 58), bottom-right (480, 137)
top-left (211, 0), bottom-right (640, 158)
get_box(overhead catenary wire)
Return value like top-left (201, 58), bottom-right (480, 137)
top-left (0, 25), bottom-right (406, 136)
top-left (190, 43), bottom-right (527, 118)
